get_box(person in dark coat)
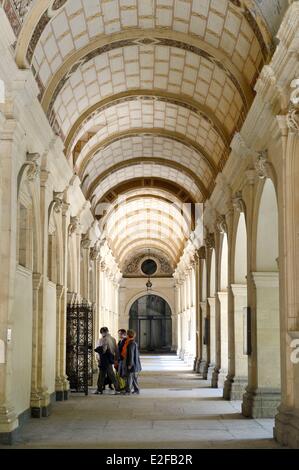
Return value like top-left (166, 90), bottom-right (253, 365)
top-left (123, 329), bottom-right (142, 395)
top-left (115, 328), bottom-right (127, 379)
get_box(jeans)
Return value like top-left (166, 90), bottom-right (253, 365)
top-left (126, 372), bottom-right (139, 393)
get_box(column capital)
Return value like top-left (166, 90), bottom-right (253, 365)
top-left (232, 191), bottom-right (245, 213)
top-left (68, 216), bottom-right (80, 236)
top-left (204, 233), bottom-right (215, 250)
top-left (215, 214), bottom-right (227, 234)
top-left (286, 78), bottom-right (299, 134)
top-left (81, 235), bottom-right (91, 250)
top-left (25, 152), bottom-right (40, 183)
top-left (52, 191), bottom-right (64, 214)
top-left (254, 149), bottom-right (269, 180)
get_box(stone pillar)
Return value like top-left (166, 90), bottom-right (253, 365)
top-left (32, 169), bottom-right (51, 418)
top-left (59, 202), bottom-right (70, 398)
top-left (199, 301), bottom-right (208, 375)
top-left (0, 115), bottom-right (31, 443)
top-left (217, 291), bottom-right (229, 388)
top-left (81, 237), bottom-right (91, 301)
top-left (207, 296), bottom-right (216, 381)
top-left (242, 272), bottom-right (280, 418)
top-left (224, 284), bottom-right (248, 400)
top-left (274, 93), bottom-right (299, 447)
top-left (55, 284), bottom-right (65, 401)
top-left (174, 283), bottom-right (180, 353)
top-left (30, 273), bottom-right (43, 417)
top-left (194, 253), bottom-right (201, 372)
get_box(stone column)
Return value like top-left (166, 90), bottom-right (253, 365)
top-left (207, 296), bottom-right (216, 381)
top-left (30, 273), bottom-right (44, 417)
top-left (33, 168), bottom-right (50, 418)
top-left (224, 284), bottom-right (248, 400)
top-left (217, 291), bottom-right (229, 388)
top-left (59, 202), bottom-right (70, 398)
top-left (242, 272), bottom-right (280, 418)
top-left (274, 97), bottom-right (299, 447)
top-left (194, 252), bottom-right (201, 372)
top-left (81, 237), bottom-right (91, 302)
top-left (174, 283), bottom-right (180, 353)
top-left (55, 284), bottom-right (65, 401)
top-left (0, 120), bottom-right (21, 443)
top-left (199, 301), bottom-right (208, 375)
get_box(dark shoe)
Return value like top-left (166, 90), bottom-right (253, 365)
top-left (93, 390), bottom-right (103, 395)
top-left (109, 385), bottom-right (114, 390)
top-left (132, 390), bottom-right (140, 394)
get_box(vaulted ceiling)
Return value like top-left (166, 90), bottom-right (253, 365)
top-left (4, 0), bottom-right (288, 271)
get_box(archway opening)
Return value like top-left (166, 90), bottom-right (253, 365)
top-left (129, 295), bottom-right (172, 353)
top-left (254, 179), bottom-right (280, 412)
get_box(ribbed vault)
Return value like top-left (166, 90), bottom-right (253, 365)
top-left (5, 0), bottom-right (288, 272)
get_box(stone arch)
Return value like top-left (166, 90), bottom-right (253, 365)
top-left (243, 176), bottom-right (281, 418)
top-left (124, 290), bottom-right (174, 320)
top-left (234, 212), bottom-right (247, 284)
top-left (128, 294), bottom-right (172, 353)
top-left (210, 249), bottom-right (216, 297)
top-left (220, 233), bottom-right (228, 291)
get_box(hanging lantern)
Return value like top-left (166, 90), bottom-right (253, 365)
top-left (146, 277), bottom-right (152, 291)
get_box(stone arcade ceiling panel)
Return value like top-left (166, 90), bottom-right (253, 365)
top-left (3, 0), bottom-right (289, 265)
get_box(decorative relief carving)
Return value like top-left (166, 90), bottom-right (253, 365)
top-left (254, 150), bottom-right (269, 179)
top-left (3, 0), bottom-right (33, 36)
top-left (123, 252), bottom-right (173, 277)
top-left (53, 191), bottom-right (64, 213)
top-left (26, 152), bottom-right (40, 182)
top-left (68, 216), bottom-right (80, 236)
top-left (287, 78), bottom-right (299, 133)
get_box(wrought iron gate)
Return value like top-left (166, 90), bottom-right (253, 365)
top-left (66, 302), bottom-right (93, 395)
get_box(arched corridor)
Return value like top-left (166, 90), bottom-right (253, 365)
top-left (1, 0), bottom-right (299, 450)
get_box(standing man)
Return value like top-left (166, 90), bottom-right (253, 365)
top-left (123, 329), bottom-right (142, 395)
top-left (94, 327), bottom-right (120, 394)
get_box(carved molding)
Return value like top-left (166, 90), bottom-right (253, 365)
top-left (123, 251), bottom-right (173, 276)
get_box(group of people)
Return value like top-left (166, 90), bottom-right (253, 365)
top-left (94, 327), bottom-right (142, 395)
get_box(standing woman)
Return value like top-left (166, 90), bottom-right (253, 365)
top-left (123, 329), bottom-right (142, 395)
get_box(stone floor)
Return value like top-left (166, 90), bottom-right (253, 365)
top-left (3, 355), bottom-right (282, 449)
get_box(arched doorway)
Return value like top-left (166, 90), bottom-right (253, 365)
top-left (129, 295), bottom-right (172, 353)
